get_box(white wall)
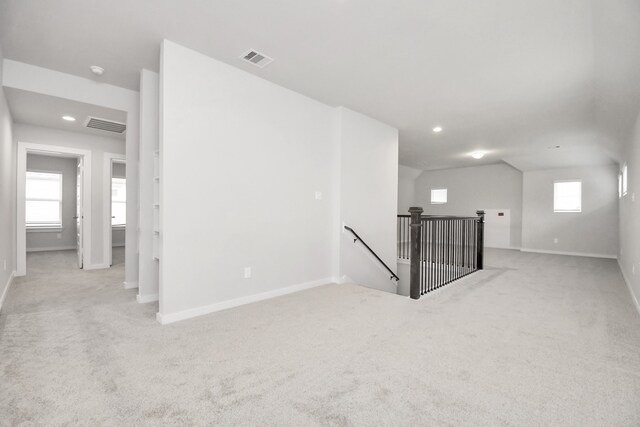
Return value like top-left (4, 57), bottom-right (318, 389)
top-left (14, 124), bottom-right (125, 266)
top-left (159, 40), bottom-right (338, 320)
top-left (619, 111), bottom-right (640, 310)
top-left (0, 43), bottom-right (16, 309)
top-left (415, 163), bottom-right (523, 248)
top-left (112, 162), bottom-right (126, 178)
top-left (158, 41), bottom-right (399, 322)
top-left (398, 165), bottom-right (421, 214)
top-left (338, 107), bottom-right (399, 293)
top-left (26, 154), bottom-right (77, 251)
top-left (522, 165), bottom-right (618, 257)
top-left (138, 69), bottom-right (159, 301)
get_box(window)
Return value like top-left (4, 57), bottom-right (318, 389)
top-left (26, 171), bottom-right (63, 227)
top-left (619, 171), bottom-right (623, 198)
top-left (112, 178), bottom-right (126, 226)
top-left (554, 180), bottom-right (581, 213)
top-left (622, 163), bottom-right (628, 196)
top-left (431, 188), bottom-right (447, 204)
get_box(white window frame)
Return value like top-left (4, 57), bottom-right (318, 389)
top-left (622, 163), bottom-right (628, 196)
top-left (619, 171), bottom-right (623, 198)
top-left (553, 180), bottom-right (582, 213)
top-left (25, 170), bottom-right (63, 229)
top-left (430, 188), bottom-right (448, 204)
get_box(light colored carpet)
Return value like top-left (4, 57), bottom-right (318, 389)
top-left (1, 249), bottom-right (639, 426)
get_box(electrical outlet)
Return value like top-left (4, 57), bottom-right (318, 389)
top-left (244, 267), bottom-right (251, 279)
top-left (553, 238), bottom-right (559, 244)
top-left (315, 191), bottom-right (322, 201)
top-left (3, 259), bottom-right (6, 271)
top-left (633, 265), bottom-right (636, 276)
top-left (56, 233), bottom-right (62, 239)
top-left (632, 193), bottom-right (636, 203)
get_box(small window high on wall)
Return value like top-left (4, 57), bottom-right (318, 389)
top-left (431, 188), bottom-right (447, 204)
top-left (26, 171), bottom-right (63, 228)
top-left (112, 178), bottom-right (126, 226)
top-left (554, 180), bottom-right (581, 213)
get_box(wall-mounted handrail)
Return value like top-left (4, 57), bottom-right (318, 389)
top-left (344, 225), bottom-right (400, 282)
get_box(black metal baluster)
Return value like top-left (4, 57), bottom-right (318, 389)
top-left (421, 218), bottom-right (425, 294)
top-left (447, 220), bottom-right (451, 284)
top-left (439, 220), bottom-right (443, 289)
top-left (431, 220), bottom-right (435, 292)
top-left (471, 221), bottom-right (478, 271)
top-left (453, 219), bottom-right (460, 280)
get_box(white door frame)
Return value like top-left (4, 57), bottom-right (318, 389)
top-left (17, 142), bottom-right (92, 276)
top-left (103, 153), bottom-right (126, 267)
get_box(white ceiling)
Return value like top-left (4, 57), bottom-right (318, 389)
top-left (2, 0), bottom-right (639, 171)
top-left (5, 88), bottom-right (127, 141)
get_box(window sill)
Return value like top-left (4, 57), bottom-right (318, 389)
top-left (112, 225), bottom-right (126, 230)
top-left (27, 226), bottom-right (63, 233)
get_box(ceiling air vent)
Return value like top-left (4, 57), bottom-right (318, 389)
top-left (84, 116), bottom-right (127, 134)
top-left (240, 49), bottom-right (274, 68)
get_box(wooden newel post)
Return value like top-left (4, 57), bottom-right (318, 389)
top-left (476, 210), bottom-right (485, 270)
top-left (409, 207), bottom-right (423, 300)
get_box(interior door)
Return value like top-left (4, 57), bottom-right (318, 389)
top-left (483, 208), bottom-right (511, 249)
top-left (76, 158), bottom-right (83, 268)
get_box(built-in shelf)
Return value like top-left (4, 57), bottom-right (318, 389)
top-left (152, 148), bottom-right (161, 261)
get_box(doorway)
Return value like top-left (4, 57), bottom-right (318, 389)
top-left (483, 208), bottom-right (512, 249)
top-left (17, 142), bottom-right (92, 276)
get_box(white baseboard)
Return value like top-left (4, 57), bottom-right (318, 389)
top-left (27, 245), bottom-right (76, 252)
top-left (84, 263), bottom-right (110, 270)
top-left (156, 277), bottom-right (336, 325)
top-left (137, 293), bottom-right (159, 304)
top-left (334, 275), bottom-right (353, 284)
top-left (618, 259), bottom-right (640, 317)
top-left (0, 271), bottom-right (16, 313)
top-left (123, 281), bottom-right (138, 290)
top-left (520, 248), bottom-right (617, 259)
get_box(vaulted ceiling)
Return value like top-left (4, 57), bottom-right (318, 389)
top-left (2, 0), bottom-right (639, 170)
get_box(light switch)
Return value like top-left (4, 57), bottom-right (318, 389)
top-left (315, 191), bottom-right (322, 200)
top-left (244, 267), bottom-right (251, 279)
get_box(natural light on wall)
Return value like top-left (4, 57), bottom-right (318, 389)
top-left (431, 188), bottom-right (447, 204)
top-left (26, 171), bottom-right (63, 227)
top-left (112, 178), bottom-right (127, 226)
top-left (554, 180), bottom-right (582, 212)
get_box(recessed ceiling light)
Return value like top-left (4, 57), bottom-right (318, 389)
top-left (471, 151), bottom-right (485, 159)
top-left (432, 126), bottom-right (443, 133)
top-left (62, 116), bottom-right (76, 122)
top-left (90, 65), bottom-right (105, 76)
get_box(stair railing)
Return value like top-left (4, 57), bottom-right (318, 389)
top-left (400, 207), bottom-right (484, 299)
